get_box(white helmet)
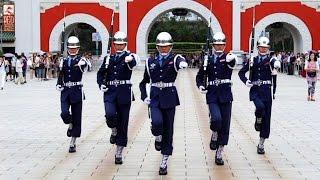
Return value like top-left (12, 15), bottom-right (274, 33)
top-left (67, 36), bottom-right (80, 48)
top-left (113, 31), bottom-right (127, 45)
top-left (212, 32), bottom-right (226, 45)
top-left (257, 37), bottom-right (270, 48)
top-left (156, 32), bottom-right (173, 46)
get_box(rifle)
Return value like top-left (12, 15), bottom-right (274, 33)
top-left (103, 7), bottom-right (115, 85)
top-left (61, 9), bottom-right (66, 56)
top-left (248, 7), bottom-right (255, 80)
top-left (203, 2), bottom-right (212, 89)
top-left (57, 9), bottom-right (66, 85)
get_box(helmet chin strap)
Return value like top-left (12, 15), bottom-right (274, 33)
top-left (68, 49), bottom-right (79, 56)
top-left (213, 46), bottom-right (225, 54)
top-left (157, 46), bottom-right (172, 56)
top-left (160, 52), bottom-right (170, 56)
top-left (258, 51), bottom-right (269, 56)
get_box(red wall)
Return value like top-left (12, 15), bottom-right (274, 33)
top-left (241, 2), bottom-right (320, 52)
top-left (40, 1), bottom-right (320, 54)
top-left (40, 3), bottom-right (119, 52)
top-left (127, 0), bottom-right (233, 52)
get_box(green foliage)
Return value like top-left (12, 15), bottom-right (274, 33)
top-left (148, 42), bottom-right (205, 54)
top-left (266, 24), bottom-right (294, 52)
top-left (148, 12), bottom-right (208, 54)
top-left (148, 13), bottom-right (208, 43)
top-left (69, 23), bottom-right (102, 55)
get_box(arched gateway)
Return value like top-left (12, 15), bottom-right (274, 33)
top-left (14, 0), bottom-right (320, 56)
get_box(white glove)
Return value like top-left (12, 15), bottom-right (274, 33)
top-left (56, 85), bottom-right (64, 91)
top-left (179, 61), bottom-right (188, 69)
top-left (100, 85), bottom-right (108, 92)
top-left (144, 97), bottom-right (151, 105)
top-left (226, 53), bottom-right (236, 63)
top-left (77, 59), bottom-right (86, 66)
top-left (125, 55), bottom-right (133, 63)
top-left (245, 80), bottom-right (253, 87)
top-left (199, 86), bottom-right (208, 94)
top-left (274, 60), bottom-right (281, 69)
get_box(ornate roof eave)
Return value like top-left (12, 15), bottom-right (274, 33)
top-left (228, 0), bottom-right (320, 12)
top-left (39, 0), bottom-right (132, 13)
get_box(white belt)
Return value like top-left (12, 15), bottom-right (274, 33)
top-left (151, 82), bottom-right (175, 88)
top-left (106, 80), bottom-right (132, 86)
top-left (208, 79), bottom-right (232, 86)
top-left (252, 80), bottom-right (272, 86)
top-left (64, 81), bottom-right (82, 87)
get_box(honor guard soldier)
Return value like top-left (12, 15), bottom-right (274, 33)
top-left (196, 32), bottom-right (238, 166)
top-left (56, 36), bottom-right (90, 153)
top-left (97, 31), bottom-right (138, 165)
top-left (238, 37), bottom-right (281, 154)
top-left (139, 32), bottom-right (188, 175)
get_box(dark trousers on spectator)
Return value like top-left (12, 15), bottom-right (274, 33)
top-left (272, 75), bottom-right (277, 95)
top-left (22, 69), bottom-right (27, 82)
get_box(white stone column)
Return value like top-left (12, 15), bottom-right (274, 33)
top-left (15, 0), bottom-right (40, 54)
top-left (232, 0), bottom-right (241, 52)
top-left (119, 0), bottom-right (127, 36)
top-left (31, 0), bottom-right (41, 53)
top-left (15, 0), bottom-right (32, 54)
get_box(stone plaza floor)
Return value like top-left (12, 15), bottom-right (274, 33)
top-left (0, 68), bottom-right (320, 180)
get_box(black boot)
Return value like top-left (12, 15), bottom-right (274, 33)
top-left (110, 128), bottom-right (117, 144)
top-left (254, 117), bottom-right (262, 131)
top-left (210, 140), bottom-right (217, 150)
top-left (67, 129), bottom-right (71, 137)
top-left (257, 145), bottom-right (265, 154)
top-left (67, 124), bottom-right (72, 137)
top-left (155, 141), bottom-right (162, 151)
top-left (115, 155), bottom-right (123, 164)
top-left (210, 132), bottom-right (218, 150)
top-left (159, 166), bottom-right (167, 175)
top-left (155, 135), bottom-right (162, 151)
top-left (110, 134), bottom-right (116, 144)
top-left (69, 145), bottom-right (76, 153)
top-left (215, 146), bottom-right (224, 166)
top-left (215, 155), bottom-right (224, 166)
top-left (159, 155), bottom-right (169, 175)
top-left (115, 146), bottom-right (124, 164)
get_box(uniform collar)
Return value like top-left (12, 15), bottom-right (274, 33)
top-left (116, 51), bottom-right (126, 58)
top-left (212, 53), bottom-right (223, 63)
top-left (258, 55), bottom-right (267, 60)
top-left (213, 52), bottom-right (223, 58)
top-left (68, 55), bottom-right (79, 60)
top-left (158, 53), bottom-right (170, 60)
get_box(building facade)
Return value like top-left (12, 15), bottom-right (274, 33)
top-left (14, 0), bottom-right (320, 59)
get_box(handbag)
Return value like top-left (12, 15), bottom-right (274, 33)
top-left (307, 71), bottom-right (317, 77)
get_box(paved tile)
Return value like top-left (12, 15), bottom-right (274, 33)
top-left (0, 69), bottom-right (320, 179)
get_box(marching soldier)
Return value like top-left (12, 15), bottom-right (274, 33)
top-left (56, 36), bottom-right (90, 153)
top-left (196, 32), bottom-right (238, 166)
top-left (238, 37), bottom-right (281, 154)
top-left (97, 31), bottom-right (138, 165)
top-left (139, 32), bottom-right (188, 175)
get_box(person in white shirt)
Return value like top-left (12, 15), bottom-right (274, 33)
top-left (15, 56), bottom-right (24, 85)
top-left (276, 52), bottom-right (282, 72)
top-left (0, 54), bottom-right (7, 90)
top-left (11, 55), bottom-right (17, 80)
top-left (270, 52), bottom-right (278, 99)
top-left (35, 55), bottom-right (41, 80)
